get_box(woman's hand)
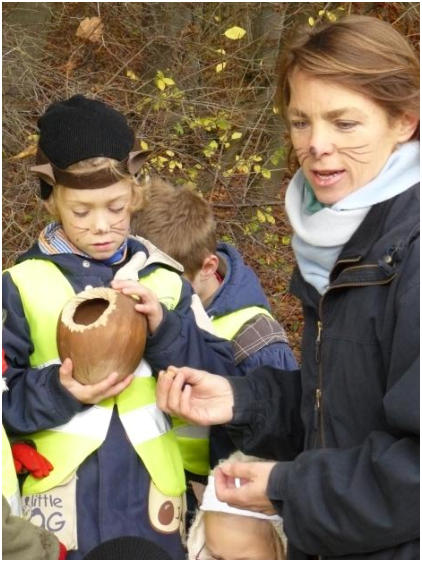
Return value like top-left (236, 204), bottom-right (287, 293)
top-left (214, 460), bottom-right (278, 515)
top-left (111, 279), bottom-right (163, 334)
top-left (156, 366), bottom-right (234, 425)
top-left (59, 358), bottom-right (133, 404)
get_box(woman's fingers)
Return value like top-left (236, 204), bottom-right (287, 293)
top-left (166, 369), bottom-right (187, 413)
top-left (157, 368), bottom-right (178, 411)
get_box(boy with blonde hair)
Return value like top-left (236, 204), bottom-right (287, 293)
top-left (2, 95), bottom-right (235, 559)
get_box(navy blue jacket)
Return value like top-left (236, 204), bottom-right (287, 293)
top-left (209, 243), bottom-right (298, 375)
top-left (226, 187), bottom-right (420, 559)
top-left (2, 236), bottom-right (235, 559)
top-left (209, 243), bottom-right (298, 466)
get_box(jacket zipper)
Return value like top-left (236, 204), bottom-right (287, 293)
top-left (313, 319), bottom-right (324, 447)
top-left (312, 264), bottom-right (395, 449)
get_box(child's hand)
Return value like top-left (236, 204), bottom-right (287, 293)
top-left (59, 358), bottom-right (133, 404)
top-left (111, 279), bottom-right (163, 334)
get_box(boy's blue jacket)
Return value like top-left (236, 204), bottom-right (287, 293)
top-left (2, 236), bottom-right (235, 559)
top-left (208, 242), bottom-right (298, 465)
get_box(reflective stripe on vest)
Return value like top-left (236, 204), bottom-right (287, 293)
top-left (211, 306), bottom-right (272, 341)
top-left (2, 426), bottom-right (22, 516)
top-left (7, 259), bottom-right (185, 497)
top-left (173, 306), bottom-right (273, 475)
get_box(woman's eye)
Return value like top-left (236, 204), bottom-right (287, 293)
top-left (336, 120), bottom-right (358, 130)
top-left (110, 207), bottom-right (124, 214)
top-left (73, 210), bottom-right (88, 217)
top-left (291, 120), bottom-right (308, 130)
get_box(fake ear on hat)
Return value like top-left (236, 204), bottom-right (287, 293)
top-left (30, 149), bottom-right (151, 192)
top-left (127, 150), bottom-right (152, 175)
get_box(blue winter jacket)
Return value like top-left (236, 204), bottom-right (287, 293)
top-left (209, 243), bottom-right (298, 465)
top-left (2, 236), bottom-right (236, 559)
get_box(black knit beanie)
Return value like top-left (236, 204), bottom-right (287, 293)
top-left (37, 94), bottom-right (134, 198)
top-left (83, 536), bottom-right (173, 560)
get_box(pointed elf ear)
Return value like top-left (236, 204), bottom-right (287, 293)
top-left (127, 150), bottom-right (151, 175)
top-left (30, 162), bottom-right (55, 185)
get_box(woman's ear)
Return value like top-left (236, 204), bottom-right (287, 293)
top-left (396, 112), bottom-right (419, 142)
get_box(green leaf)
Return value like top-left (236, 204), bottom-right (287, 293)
top-left (140, 140), bottom-right (149, 151)
top-left (216, 118), bottom-right (230, 130)
top-left (224, 26), bottom-right (246, 40)
top-left (173, 123), bottom-right (184, 135)
top-left (261, 168), bottom-right (271, 179)
top-left (281, 235), bottom-right (291, 245)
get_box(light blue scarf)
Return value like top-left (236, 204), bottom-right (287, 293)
top-left (285, 141), bottom-right (420, 294)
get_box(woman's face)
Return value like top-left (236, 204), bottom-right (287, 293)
top-left (52, 180), bottom-right (133, 260)
top-left (287, 70), bottom-right (413, 205)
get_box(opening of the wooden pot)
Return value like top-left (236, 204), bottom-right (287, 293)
top-left (73, 298), bottom-right (110, 326)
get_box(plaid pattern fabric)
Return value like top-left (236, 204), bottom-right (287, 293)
top-left (232, 313), bottom-right (289, 365)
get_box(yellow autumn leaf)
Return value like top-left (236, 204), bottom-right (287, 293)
top-left (140, 140), bottom-right (149, 151)
top-left (164, 77), bottom-right (175, 86)
top-left (155, 78), bottom-right (166, 91)
top-left (231, 132), bottom-right (242, 140)
top-left (237, 164), bottom-right (249, 174)
top-left (166, 150), bottom-right (175, 157)
top-left (256, 209), bottom-right (266, 223)
top-left (126, 69), bottom-right (139, 81)
top-left (265, 213), bottom-right (276, 225)
top-left (272, 106), bottom-right (280, 114)
top-left (216, 62), bottom-right (227, 73)
top-left (10, 144), bottom-right (37, 161)
top-left (224, 26), bottom-right (246, 40)
top-left (308, 17), bottom-right (315, 27)
top-left (216, 48), bottom-right (226, 55)
top-left (253, 164), bottom-right (261, 173)
top-left (261, 168), bottom-right (271, 179)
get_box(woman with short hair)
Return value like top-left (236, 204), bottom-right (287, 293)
top-left (157, 14), bottom-right (420, 560)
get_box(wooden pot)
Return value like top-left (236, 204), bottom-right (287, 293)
top-left (57, 287), bottom-right (147, 385)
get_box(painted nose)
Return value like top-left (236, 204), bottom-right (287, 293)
top-left (308, 128), bottom-right (334, 158)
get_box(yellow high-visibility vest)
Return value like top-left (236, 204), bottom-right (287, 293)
top-left (7, 259), bottom-right (185, 497)
top-left (2, 425), bottom-right (22, 516)
top-left (173, 306), bottom-right (273, 476)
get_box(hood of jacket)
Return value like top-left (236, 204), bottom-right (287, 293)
top-left (206, 242), bottom-right (270, 317)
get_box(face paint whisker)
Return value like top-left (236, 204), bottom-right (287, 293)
top-left (338, 151), bottom-right (371, 164)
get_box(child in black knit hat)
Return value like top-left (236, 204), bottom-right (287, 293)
top-left (2, 94), bottom-right (236, 559)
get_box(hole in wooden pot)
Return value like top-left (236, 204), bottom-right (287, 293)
top-left (73, 298), bottom-right (110, 326)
